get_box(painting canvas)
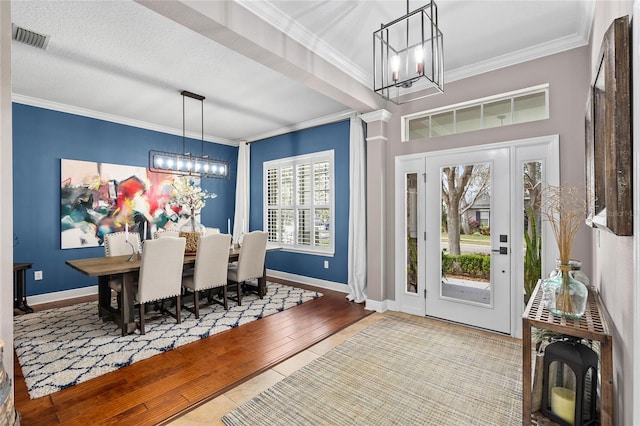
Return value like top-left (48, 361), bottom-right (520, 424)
top-left (61, 159), bottom-right (192, 249)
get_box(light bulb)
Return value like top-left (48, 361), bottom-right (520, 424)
top-left (390, 55), bottom-right (400, 81)
top-left (194, 163), bottom-right (201, 172)
top-left (186, 161), bottom-right (192, 170)
top-left (156, 157), bottom-right (164, 168)
top-left (414, 46), bottom-right (424, 74)
top-left (203, 164), bottom-right (210, 172)
top-left (177, 160), bottom-right (183, 170)
top-left (167, 159), bottom-right (174, 168)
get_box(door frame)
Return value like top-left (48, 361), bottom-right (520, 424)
top-left (394, 135), bottom-right (559, 338)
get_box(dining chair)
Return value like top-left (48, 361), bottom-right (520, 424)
top-left (182, 233), bottom-right (231, 318)
top-left (104, 231), bottom-right (141, 256)
top-left (204, 227), bottom-right (220, 235)
top-left (153, 229), bottom-right (180, 239)
top-left (227, 231), bottom-right (268, 306)
top-left (110, 236), bottom-right (186, 335)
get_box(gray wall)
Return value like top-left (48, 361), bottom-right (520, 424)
top-left (378, 46), bottom-right (591, 303)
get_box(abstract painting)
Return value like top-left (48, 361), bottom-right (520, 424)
top-left (60, 159), bottom-right (190, 249)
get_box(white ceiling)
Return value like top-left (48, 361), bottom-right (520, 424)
top-left (10, 0), bottom-right (593, 145)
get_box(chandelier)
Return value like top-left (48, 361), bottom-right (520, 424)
top-left (149, 90), bottom-right (229, 179)
top-left (373, 0), bottom-right (444, 104)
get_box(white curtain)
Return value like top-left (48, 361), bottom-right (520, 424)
top-left (347, 115), bottom-right (367, 302)
top-left (233, 141), bottom-right (250, 243)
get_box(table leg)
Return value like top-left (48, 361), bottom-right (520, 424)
top-left (98, 275), bottom-right (110, 318)
top-left (522, 318), bottom-right (532, 425)
top-left (121, 272), bottom-right (137, 335)
top-left (14, 268), bottom-right (33, 313)
top-left (257, 264), bottom-right (267, 298)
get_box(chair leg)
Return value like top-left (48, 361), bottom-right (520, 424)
top-left (139, 302), bottom-right (145, 335)
top-left (236, 281), bottom-right (242, 306)
top-left (222, 285), bottom-right (228, 310)
top-left (120, 294), bottom-right (127, 337)
top-left (193, 290), bottom-right (200, 319)
top-left (176, 294), bottom-right (181, 324)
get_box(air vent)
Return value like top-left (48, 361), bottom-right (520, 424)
top-left (12, 24), bottom-right (49, 50)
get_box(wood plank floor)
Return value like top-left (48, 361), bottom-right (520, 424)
top-left (14, 278), bottom-right (371, 425)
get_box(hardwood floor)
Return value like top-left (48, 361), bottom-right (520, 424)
top-left (14, 278), bottom-right (371, 425)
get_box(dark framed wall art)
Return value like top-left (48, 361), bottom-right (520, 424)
top-left (586, 15), bottom-right (632, 236)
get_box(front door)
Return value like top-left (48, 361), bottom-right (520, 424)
top-left (424, 147), bottom-right (511, 333)
top-left (395, 137), bottom-right (559, 336)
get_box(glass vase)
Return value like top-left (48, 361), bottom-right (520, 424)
top-left (548, 262), bottom-right (588, 319)
top-left (179, 214), bottom-right (204, 254)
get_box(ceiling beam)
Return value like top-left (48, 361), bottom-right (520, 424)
top-left (136, 0), bottom-right (385, 113)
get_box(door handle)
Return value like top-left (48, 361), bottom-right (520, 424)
top-left (491, 247), bottom-right (508, 255)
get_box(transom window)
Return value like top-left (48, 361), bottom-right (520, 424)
top-left (264, 150), bottom-right (334, 255)
top-left (403, 84), bottom-right (549, 141)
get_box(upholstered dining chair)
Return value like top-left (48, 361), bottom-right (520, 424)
top-left (153, 229), bottom-right (180, 239)
top-left (227, 231), bottom-right (268, 306)
top-left (204, 227), bottom-right (220, 235)
top-left (181, 233), bottom-right (231, 318)
top-left (104, 231), bottom-right (141, 257)
top-left (110, 236), bottom-right (186, 335)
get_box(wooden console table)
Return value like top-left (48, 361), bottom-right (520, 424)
top-left (522, 280), bottom-right (613, 425)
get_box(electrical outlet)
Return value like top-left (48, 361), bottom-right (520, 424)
top-left (323, 260), bottom-right (329, 269)
top-left (34, 270), bottom-right (43, 281)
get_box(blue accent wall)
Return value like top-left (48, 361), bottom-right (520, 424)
top-left (13, 103), bottom-right (237, 296)
top-left (249, 120), bottom-right (350, 286)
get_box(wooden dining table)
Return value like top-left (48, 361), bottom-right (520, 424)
top-left (66, 245), bottom-right (278, 335)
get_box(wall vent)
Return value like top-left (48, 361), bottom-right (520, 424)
top-left (12, 24), bottom-right (49, 50)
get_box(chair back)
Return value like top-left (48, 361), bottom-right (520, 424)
top-left (204, 227), bottom-right (220, 235)
top-left (193, 233), bottom-right (231, 290)
top-left (104, 231), bottom-right (141, 257)
top-left (236, 231), bottom-right (268, 282)
top-left (154, 229), bottom-right (180, 239)
top-left (136, 236), bottom-right (186, 304)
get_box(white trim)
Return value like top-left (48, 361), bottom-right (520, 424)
top-left (364, 135), bottom-right (389, 143)
top-left (446, 33), bottom-right (589, 84)
top-left (364, 298), bottom-right (390, 313)
top-left (246, 109), bottom-right (354, 143)
top-left (267, 269), bottom-right (348, 293)
top-left (360, 109), bottom-right (393, 123)
top-left (236, 1), bottom-right (369, 87)
top-left (12, 94), bottom-right (238, 146)
top-left (27, 285), bottom-right (98, 306)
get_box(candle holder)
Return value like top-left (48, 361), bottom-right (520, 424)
top-left (541, 338), bottom-right (598, 425)
top-left (126, 240), bottom-right (139, 262)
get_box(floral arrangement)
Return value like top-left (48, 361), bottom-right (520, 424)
top-left (169, 177), bottom-right (216, 215)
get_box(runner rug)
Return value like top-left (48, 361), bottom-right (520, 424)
top-left (223, 314), bottom-right (522, 426)
top-left (14, 283), bottom-right (321, 399)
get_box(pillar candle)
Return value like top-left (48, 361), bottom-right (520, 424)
top-left (551, 386), bottom-right (575, 425)
top-left (228, 218), bottom-right (231, 235)
top-left (143, 222), bottom-right (147, 240)
top-left (125, 223), bottom-right (129, 242)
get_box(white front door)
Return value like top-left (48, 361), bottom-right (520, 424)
top-left (424, 147), bottom-right (511, 333)
top-left (395, 137), bottom-right (559, 336)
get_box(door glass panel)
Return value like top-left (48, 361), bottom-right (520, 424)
top-left (440, 163), bottom-right (491, 305)
top-left (523, 161), bottom-right (543, 304)
top-left (406, 173), bottom-right (418, 293)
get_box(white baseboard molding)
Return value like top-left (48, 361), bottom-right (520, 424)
top-left (365, 299), bottom-right (392, 312)
top-left (27, 285), bottom-right (98, 306)
top-left (266, 269), bottom-right (349, 294)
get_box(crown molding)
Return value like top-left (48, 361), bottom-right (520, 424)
top-left (12, 94), bottom-right (238, 146)
top-left (236, 0), bottom-right (370, 86)
top-left (446, 32), bottom-right (589, 84)
top-left (246, 109), bottom-right (354, 142)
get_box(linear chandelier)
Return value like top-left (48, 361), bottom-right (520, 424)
top-left (149, 90), bottom-right (229, 179)
top-left (373, 0), bottom-right (444, 104)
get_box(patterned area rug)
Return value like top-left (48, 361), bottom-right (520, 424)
top-left (223, 314), bottom-right (522, 426)
top-left (14, 283), bottom-right (321, 399)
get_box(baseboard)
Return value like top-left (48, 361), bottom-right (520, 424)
top-left (266, 269), bottom-right (349, 294)
top-left (365, 298), bottom-right (391, 312)
top-left (28, 285), bottom-right (98, 306)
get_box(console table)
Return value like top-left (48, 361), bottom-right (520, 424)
top-left (522, 280), bottom-right (613, 425)
top-left (13, 262), bottom-right (33, 313)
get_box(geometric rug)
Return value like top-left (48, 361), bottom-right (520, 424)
top-left (222, 314), bottom-right (521, 426)
top-left (13, 283), bottom-right (321, 399)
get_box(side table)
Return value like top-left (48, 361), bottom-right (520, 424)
top-left (522, 280), bottom-right (613, 425)
top-left (13, 263), bottom-right (33, 313)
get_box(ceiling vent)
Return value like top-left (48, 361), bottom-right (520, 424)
top-left (12, 24), bottom-right (49, 50)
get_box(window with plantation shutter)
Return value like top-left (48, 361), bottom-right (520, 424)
top-left (264, 150), bottom-right (334, 255)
